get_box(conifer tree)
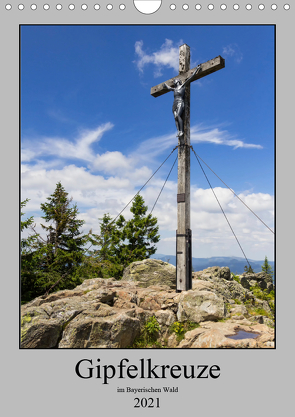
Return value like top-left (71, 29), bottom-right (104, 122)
top-left (21, 199), bottom-right (34, 232)
top-left (39, 182), bottom-right (86, 276)
top-left (84, 213), bottom-right (126, 278)
top-left (261, 256), bottom-right (274, 280)
top-left (120, 194), bottom-right (160, 264)
top-left (40, 182), bottom-right (85, 258)
top-left (21, 182), bottom-right (87, 302)
top-left (244, 264), bottom-right (254, 274)
top-left (21, 199), bottom-right (41, 302)
top-left (87, 195), bottom-right (160, 278)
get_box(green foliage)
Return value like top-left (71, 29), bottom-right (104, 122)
top-left (21, 189), bottom-right (161, 303)
top-left (244, 264), bottom-right (254, 274)
top-left (261, 256), bottom-right (274, 280)
top-left (231, 273), bottom-right (240, 283)
top-left (170, 321), bottom-right (200, 342)
top-left (21, 199), bottom-right (34, 232)
top-left (246, 284), bottom-right (275, 318)
top-left (268, 301), bottom-right (275, 315)
top-left (248, 306), bottom-right (272, 319)
top-left (21, 183), bottom-right (87, 302)
top-left (120, 195), bottom-right (160, 262)
top-left (225, 302), bottom-right (232, 313)
top-left (250, 285), bottom-right (269, 301)
top-left (86, 195), bottom-right (160, 278)
top-left (144, 316), bottom-right (161, 338)
top-left (170, 321), bottom-right (184, 339)
top-left (131, 316), bottom-right (162, 348)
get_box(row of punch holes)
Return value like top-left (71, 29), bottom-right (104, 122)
top-left (4, 4), bottom-right (292, 11)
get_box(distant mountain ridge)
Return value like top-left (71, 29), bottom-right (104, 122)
top-left (151, 254), bottom-right (275, 277)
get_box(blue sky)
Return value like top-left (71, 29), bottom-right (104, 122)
top-left (21, 25), bottom-right (275, 261)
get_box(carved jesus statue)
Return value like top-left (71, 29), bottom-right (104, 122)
top-left (163, 65), bottom-right (201, 137)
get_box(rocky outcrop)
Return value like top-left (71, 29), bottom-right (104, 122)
top-left (239, 272), bottom-right (274, 293)
top-left (122, 259), bottom-right (176, 288)
top-left (177, 321), bottom-right (274, 349)
top-left (21, 265), bottom-right (275, 349)
top-left (177, 290), bottom-right (225, 323)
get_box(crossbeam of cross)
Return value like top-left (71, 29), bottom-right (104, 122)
top-left (150, 55), bottom-right (225, 98)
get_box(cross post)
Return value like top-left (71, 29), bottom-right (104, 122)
top-left (151, 44), bottom-right (225, 291)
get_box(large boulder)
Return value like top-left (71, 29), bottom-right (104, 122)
top-left (122, 259), bottom-right (176, 289)
top-left (193, 275), bottom-right (254, 304)
top-left (59, 309), bottom-right (141, 348)
top-left (177, 290), bottom-right (225, 323)
top-left (194, 266), bottom-right (232, 282)
top-left (178, 320), bottom-right (274, 349)
top-left (239, 272), bottom-right (274, 293)
top-left (21, 278), bottom-right (142, 348)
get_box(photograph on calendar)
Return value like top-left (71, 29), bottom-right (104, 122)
top-left (20, 24), bottom-right (275, 349)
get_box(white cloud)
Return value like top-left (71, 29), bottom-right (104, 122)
top-left (190, 125), bottom-right (262, 149)
top-left (91, 151), bottom-right (134, 174)
top-left (222, 44), bottom-right (243, 64)
top-left (134, 39), bottom-right (183, 77)
top-left (21, 123), bottom-right (114, 164)
top-left (133, 124), bottom-right (262, 165)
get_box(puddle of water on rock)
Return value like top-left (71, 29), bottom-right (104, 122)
top-left (226, 330), bottom-right (259, 340)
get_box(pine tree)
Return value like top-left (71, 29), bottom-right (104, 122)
top-left (87, 195), bottom-right (160, 278)
top-left (21, 182), bottom-right (87, 302)
top-left (120, 194), bottom-right (160, 264)
top-left (261, 256), bottom-right (274, 279)
top-left (39, 182), bottom-right (86, 276)
top-left (21, 199), bottom-right (41, 303)
top-left (84, 213), bottom-right (126, 278)
top-left (244, 264), bottom-right (254, 274)
top-left (21, 199), bottom-right (34, 232)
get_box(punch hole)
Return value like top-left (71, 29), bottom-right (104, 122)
top-left (18, 3), bottom-right (25, 9)
top-left (5, 4), bottom-right (12, 9)
top-left (43, 4), bottom-right (50, 9)
top-left (56, 3), bottom-right (62, 9)
top-left (134, 1), bottom-right (162, 14)
top-left (284, 4), bottom-right (290, 10)
top-left (195, 4), bottom-right (201, 10)
top-left (119, 4), bottom-right (126, 9)
top-left (81, 4), bottom-right (88, 9)
top-left (220, 4), bottom-right (227, 10)
top-left (233, 4), bottom-right (239, 9)
top-left (69, 4), bottom-right (75, 10)
top-left (208, 4), bottom-right (214, 10)
top-left (31, 4), bottom-right (37, 9)
top-left (258, 4), bottom-right (265, 9)
top-left (182, 4), bottom-right (189, 10)
top-left (170, 4), bottom-right (176, 9)
top-left (271, 4), bottom-right (277, 9)
top-left (107, 3), bottom-right (113, 9)
top-left (94, 4), bottom-right (100, 9)
top-left (245, 4), bottom-right (252, 10)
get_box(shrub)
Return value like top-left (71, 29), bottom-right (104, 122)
top-left (231, 273), bottom-right (240, 283)
top-left (170, 321), bottom-right (200, 342)
top-left (130, 316), bottom-right (161, 348)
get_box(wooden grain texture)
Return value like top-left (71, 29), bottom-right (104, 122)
top-left (176, 44), bottom-right (191, 291)
top-left (150, 55), bottom-right (225, 97)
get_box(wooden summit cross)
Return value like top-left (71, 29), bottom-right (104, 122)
top-left (150, 44), bottom-right (225, 292)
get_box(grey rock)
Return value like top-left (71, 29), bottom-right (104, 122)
top-left (122, 258), bottom-right (176, 289)
top-left (177, 290), bottom-right (225, 323)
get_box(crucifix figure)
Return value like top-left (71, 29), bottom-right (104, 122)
top-left (150, 44), bottom-right (225, 291)
top-left (163, 65), bottom-right (201, 137)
